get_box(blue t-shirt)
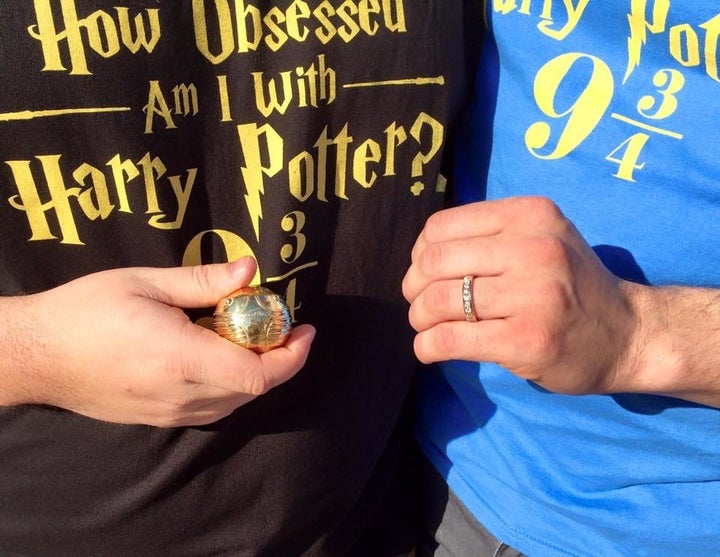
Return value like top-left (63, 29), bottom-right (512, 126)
top-left (418, 3), bottom-right (720, 555)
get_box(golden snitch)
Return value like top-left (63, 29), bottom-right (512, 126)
top-left (213, 286), bottom-right (292, 353)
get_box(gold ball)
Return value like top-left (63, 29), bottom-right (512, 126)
top-left (213, 286), bottom-right (292, 353)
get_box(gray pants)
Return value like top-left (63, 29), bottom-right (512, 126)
top-left (417, 458), bottom-right (525, 557)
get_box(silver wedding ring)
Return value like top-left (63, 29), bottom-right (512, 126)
top-left (462, 275), bottom-right (478, 322)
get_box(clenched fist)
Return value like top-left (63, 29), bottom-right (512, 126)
top-left (402, 196), bottom-right (641, 396)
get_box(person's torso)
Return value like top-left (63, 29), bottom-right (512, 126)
top-left (0, 2), bottom-right (474, 555)
top-left (419, 2), bottom-right (720, 555)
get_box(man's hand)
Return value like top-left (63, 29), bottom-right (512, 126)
top-left (403, 196), bottom-right (720, 407)
top-left (1, 258), bottom-right (315, 427)
top-left (403, 196), bottom-right (641, 396)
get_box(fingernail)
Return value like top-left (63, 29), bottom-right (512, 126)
top-left (229, 256), bottom-right (254, 279)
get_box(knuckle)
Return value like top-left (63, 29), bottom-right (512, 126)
top-left (523, 196), bottom-right (563, 222)
top-left (407, 306), bottom-right (422, 332)
top-left (537, 235), bottom-right (566, 261)
top-left (401, 273), bottom-right (414, 302)
top-left (430, 323), bottom-right (463, 355)
top-left (427, 282), bottom-right (453, 314)
top-left (416, 323), bottom-right (476, 364)
top-left (519, 319), bottom-right (559, 363)
top-left (537, 279), bottom-right (573, 313)
top-left (423, 211), bottom-right (451, 242)
top-left (411, 284), bottom-right (451, 329)
top-left (526, 235), bottom-right (571, 272)
top-left (190, 264), bottom-right (214, 295)
top-left (521, 197), bottom-right (578, 239)
top-left (418, 243), bottom-right (446, 277)
top-left (246, 371), bottom-right (271, 396)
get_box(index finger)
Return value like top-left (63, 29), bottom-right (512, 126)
top-left (411, 199), bottom-right (505, 263)
top-left (184, 324), bottom-right (316, 395)
top-left (411, 196), bottom-right (563, 262)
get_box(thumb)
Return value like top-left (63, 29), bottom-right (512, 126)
top-left (141, 257), bottom-right (258, 308)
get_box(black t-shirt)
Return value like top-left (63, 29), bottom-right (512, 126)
top-left (0, 2), bottom-right (476, 555)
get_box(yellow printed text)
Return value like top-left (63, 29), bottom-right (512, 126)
top-left (5, 153), bottom-right (197, 245)
top-left (28, 0), bottom-right (160, 75)
top-left (193, 0), bottom-right (406, 63)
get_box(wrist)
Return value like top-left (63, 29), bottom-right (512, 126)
top-left (613, 283), bottom-right (720, 406)
top-left (616, 283), bottom-right (677, 394)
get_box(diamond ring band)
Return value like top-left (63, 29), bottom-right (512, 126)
top-left (462, 275), bottom-right (478, 322)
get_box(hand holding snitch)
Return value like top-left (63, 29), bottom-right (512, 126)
top-left (213, 286), bottom-right (293, 353)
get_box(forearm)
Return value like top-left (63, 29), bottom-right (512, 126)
top-left (617, 283), bottom-right (720, 408)
top-left (0, 294), bottom-right (50, 406)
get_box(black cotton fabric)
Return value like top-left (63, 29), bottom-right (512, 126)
top-left (0, 2), bottom-right (478, 555)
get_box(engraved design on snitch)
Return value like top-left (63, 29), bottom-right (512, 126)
top-left (213, 286), bottom-right (292, 353)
